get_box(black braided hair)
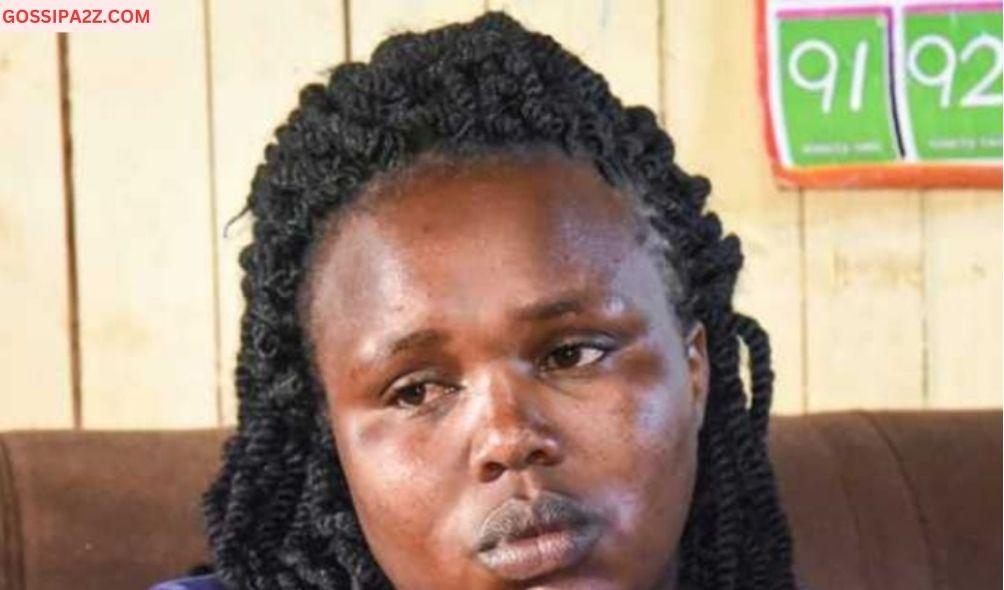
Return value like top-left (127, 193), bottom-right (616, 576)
top-left (202, 11), bottom-right (796, 590)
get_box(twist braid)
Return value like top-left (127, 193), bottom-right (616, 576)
top-left (203, 11), bottom-right (796, 589)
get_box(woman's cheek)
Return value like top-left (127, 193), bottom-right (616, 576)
top-left (608, 340), bottom-right (689, 448)
top-left (347, 412), bottom-right (446, 487)
top-left (337, 416), bottom-right (452, 562)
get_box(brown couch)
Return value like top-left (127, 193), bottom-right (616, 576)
top-left (0, 410), bottom-right (1000, 589)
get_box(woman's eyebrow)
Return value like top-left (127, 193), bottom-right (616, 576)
top-left (366, 328), bottom-right (450, 366)
top-left (511, 291), bottom-right (598, 322)
top-left (365, 293), bottom-right (618, 365)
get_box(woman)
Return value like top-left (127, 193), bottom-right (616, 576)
top-left (156, 11), bottom-right (797, 590)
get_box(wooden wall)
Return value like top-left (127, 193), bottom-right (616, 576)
top-left (1, 0), bottom-right (1000, 431)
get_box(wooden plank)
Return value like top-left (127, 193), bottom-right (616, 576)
top-left (350, 0), bottom-right (486, 61)
top-left (0, 35), bottom-right (74, 429)
top-left (663, 0), bottom-right (805, 414)
top-left (924, 190), bottom-right (1002, 409)
top-left (490, 0), bottom-right (660, 111)
top-left (803, 190), bottom-right (925, 411)
top-left (69, 0), bottom-right (217, 429)
top-left (209, 0), bottom-right (346, 426)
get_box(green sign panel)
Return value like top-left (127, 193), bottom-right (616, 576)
top-left (778, 13), bottom-right (900, 166)
top-left (768, 2), bottom-right (1003, 170)
top-left (904, 8), bottom-right (1003, 160)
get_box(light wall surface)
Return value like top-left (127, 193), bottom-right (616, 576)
top-left (1, 0), bottom-right (1001, 430)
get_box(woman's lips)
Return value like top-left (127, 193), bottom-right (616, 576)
top-left (476, 521), bottom-right (602, 581)
top-left (474, 491), bottom-right (604, 581)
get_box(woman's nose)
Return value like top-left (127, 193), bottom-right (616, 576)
top-left (468, 370), bottom-right (564, 483)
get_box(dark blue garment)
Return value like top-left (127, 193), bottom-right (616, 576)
top-left (149, 574), bottom-right (224, 590)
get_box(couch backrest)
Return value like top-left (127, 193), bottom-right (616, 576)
top-left (771, 410), bottom-right (1001, 590)
top-left (0, 410), bottom-right (999, 590)
top-left (0, 429), bottom-right (228, 590)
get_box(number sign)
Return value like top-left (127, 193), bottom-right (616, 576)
top-left (759, 0), bottom-right (1002, 188)
top-left (904, 5), bottom-right (1003, 159)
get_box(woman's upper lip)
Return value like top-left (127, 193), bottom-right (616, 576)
top-left (475, 491), bottom-right (600, 552)
top-left (479, 514), bottom-right (575, 551)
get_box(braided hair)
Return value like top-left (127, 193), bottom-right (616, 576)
top-left (202, 11), bottom-right (796, 590)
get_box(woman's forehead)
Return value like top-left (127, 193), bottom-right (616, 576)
top-left (306, 154), bottom-right (670, 347)
top-left (354, 152), bottom-right (632, 232)
top-left (315, 157), bottom-right (631, 284)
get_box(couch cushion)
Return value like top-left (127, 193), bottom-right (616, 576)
top-left (0, 429), bottom-right (228, 590)
top-left (770, 410), bottom-right (1002, 590)
top-left (868, 411), bottom-right (1002, 589)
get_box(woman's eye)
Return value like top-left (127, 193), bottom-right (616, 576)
top-left (390, 381), bottom-right (455, 408)
top-left (541, 342), bottom-right (610, 371)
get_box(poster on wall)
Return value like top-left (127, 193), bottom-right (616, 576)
top-left (758, 0), bottom-right (1003, 188)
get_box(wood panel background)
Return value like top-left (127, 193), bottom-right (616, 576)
top-left (1, 0), bottom-right (1000, 430)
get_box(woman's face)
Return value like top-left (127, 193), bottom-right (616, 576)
top-left (307, 154), bottom-right (709, 590)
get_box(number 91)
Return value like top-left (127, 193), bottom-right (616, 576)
top-left (788, 39), bottom-right (870, 114)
